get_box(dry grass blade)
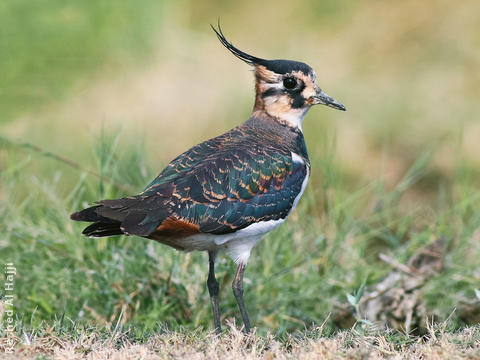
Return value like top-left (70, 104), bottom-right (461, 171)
top-left (1, 325), bottom-right (479, 359)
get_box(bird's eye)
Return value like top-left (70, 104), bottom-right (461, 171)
top-left (283, 77), bottom-right (297, 90)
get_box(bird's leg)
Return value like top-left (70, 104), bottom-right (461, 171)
top-left (207, 251), bottom-right (221, 334)
top-left (232, 262), bottom-right (251, 332)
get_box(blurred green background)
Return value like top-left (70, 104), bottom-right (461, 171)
top-left (1, 0), bottom-right (479, 335)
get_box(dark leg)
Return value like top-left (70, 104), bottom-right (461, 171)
top-left (232, 262), bottom-right (251, 332)
top-left (207, 251), bottom-right (221, 334)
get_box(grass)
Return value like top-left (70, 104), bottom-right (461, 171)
top-left (0, 0), bottom-right (162, 124)
top-left (1, 130), bottom-right (479, 336)
top-left (1, 321), bottom-right (480, 359)
top-left (1, 0), bottom-right (480, 358)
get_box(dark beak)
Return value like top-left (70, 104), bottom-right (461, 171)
top-left (313, 89), bottom-right (346, 111)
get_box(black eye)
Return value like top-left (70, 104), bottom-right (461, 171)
top-left (283, 77), bottom-right (297, 90)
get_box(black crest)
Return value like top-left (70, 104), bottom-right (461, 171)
top-left (211, 22), bottom-right (313, 76)
top-left (210, 22), bottom-right (265, 66)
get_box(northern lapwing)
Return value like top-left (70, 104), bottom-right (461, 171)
top-left (71, 24), bottom-right (346, 334)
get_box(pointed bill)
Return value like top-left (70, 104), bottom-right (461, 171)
top-left (313, 89), bottom-right (346, 111)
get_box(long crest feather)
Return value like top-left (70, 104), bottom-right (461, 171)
top-left (211, 21), bottom-right (265, 66)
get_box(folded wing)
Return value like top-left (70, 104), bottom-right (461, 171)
top-left (71, 128), bottom-right (308, 240)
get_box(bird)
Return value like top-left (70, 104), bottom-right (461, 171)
top-left (70, 23), bottom-right (346, 334)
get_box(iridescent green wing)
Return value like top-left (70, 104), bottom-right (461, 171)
top-left (166, 147), bottom-right (307, 235)
top-left (86, 127), bottom-right (308, 237)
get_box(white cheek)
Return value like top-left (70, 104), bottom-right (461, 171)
top-left (264, 94), bottom-right (289, 106)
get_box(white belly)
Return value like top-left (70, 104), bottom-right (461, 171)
top-left (175, 219), bottom-right (285, 264)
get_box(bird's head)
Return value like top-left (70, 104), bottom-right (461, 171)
top-left (212, 24), bottom-right (346, 130)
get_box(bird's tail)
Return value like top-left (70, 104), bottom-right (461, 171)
top-left (70, 196), bottom-right (168, 238)
top-left (70, 205), bottom-right (124, 237)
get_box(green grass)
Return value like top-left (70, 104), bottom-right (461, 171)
top-left (0, 0), bottom-right (162, 123)
top-left (1, 130), bottom-right (479, 336)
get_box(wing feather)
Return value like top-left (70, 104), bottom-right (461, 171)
top-left (73, 126), bottom-right (309, 239)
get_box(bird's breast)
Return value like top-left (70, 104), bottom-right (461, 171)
top-left (288, 152), bottom-right (310, 215)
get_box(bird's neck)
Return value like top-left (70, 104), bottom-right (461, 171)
top-left (251, 107), bottom-right (309, 132)
top-left (244, 111), bottom-right (310, 163)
